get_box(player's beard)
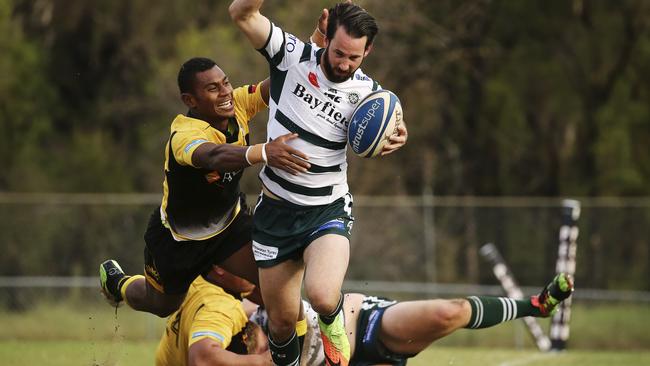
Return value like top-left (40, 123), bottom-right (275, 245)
top-left (322, 46), bottom-right (360, 83)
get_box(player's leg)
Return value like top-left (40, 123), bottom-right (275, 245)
top-left (304, 234), bottom-right (350, 366)
top-left (202, 203), bottom-right (265, 304)
top-left (99, 259), bottom-right (185, 317)
top-left (465, 272), bottom-right (574, 329)
top-left (378, 273), bottom-right (575, 355)
top-left (259, 259), bottom-right (305, 366)
top-left (217, 242), bottom-right (264, 305)
top-left (378, 299), bottom-right (471, 354)
top-left (101, 207), bottom-right (222, 317)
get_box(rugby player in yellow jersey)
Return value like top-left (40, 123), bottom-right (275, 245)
top-left (99, 9), bottom-right (334, 318)
top-left (157, 266), bottom-right (574, 366)
top-left (98, 58), bottom-right (311, 317)
top-left (155, 267), bottom-right (272, 366)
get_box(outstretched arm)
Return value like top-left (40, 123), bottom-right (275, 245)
top-left (191, 133), bottom-right (310, 176)
top-left (229, 0), bottom-right (271, 49)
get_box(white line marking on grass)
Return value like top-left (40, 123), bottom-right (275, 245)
top-left (499, 353), bottom-right (555, 366)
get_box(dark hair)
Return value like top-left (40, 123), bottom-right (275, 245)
top-left (326, 2), bottom-right (379, 49)
top-left (177, 57), bottom-right (217, 94)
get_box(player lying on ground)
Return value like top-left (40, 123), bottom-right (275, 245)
top-left (155, 266), bottom-right (574, 366)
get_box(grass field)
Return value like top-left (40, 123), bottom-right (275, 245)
top-left (1, 340), bottom-right (649, 366)
top-left (1, 299), bottom-right (649, 365)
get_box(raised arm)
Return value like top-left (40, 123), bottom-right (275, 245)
top-left (229, 0), bottom-right (271, 49)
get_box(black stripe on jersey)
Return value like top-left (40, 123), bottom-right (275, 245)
top-left (263, 166), bottom-right (333, 196)
top-left (269, 32), bottom-right (286, 67)
top-left (307, 162), bottom-right (341, 173)
top-left (256, 20), bottom-right (285, 68)
top-left (372, 80), bottom-right (380, 91)
top-left (270, 67), bottom-right (288, 105)
top-left (257, 19), bottom-right (274, 59)
top-left (274, 110), bottom-right (347, 150)
top-left (224, 117), bottom-right (240, 143)
top-left (267, 137), bottom-right (341, 173)
top-left (316, 48), bottom-right (325, 65)
top-left (300, 43), bottom-right (312, 63)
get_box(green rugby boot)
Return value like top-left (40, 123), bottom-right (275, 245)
top-left (319, 311), bottom-right (350, 366)
top-left (531, 273), bottom-right (574, 317)
top-left (99, 259), bottom-right (126, 307)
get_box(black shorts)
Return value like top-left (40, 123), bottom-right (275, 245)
top-left (252, 193), bottom-right (354, 268)
top-left (351, 296), bottom-right (416, 366)
top-left (143, 204), bottom-right (252, 295)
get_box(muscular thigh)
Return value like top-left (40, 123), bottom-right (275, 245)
top-left (259, 259), bottom-right (305, 320)
top-left (303, 234), bottom-right (350, 301)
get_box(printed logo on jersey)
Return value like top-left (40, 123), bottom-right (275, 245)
top-left (286, 33), bottom-right (298, 53)
top-left (248, 84), bottom-right (257, 94)
top-left (348, 92), bottom-right (360, 104)
top-left (324, 90), bottom-right (342, 103)
top-left (291, 83), bottom-right (349, 127)
top-left (205, 169), bottom-right (242, 187)
top-left (205, 171), bottom-right (221, 184)
top-left (145, 264), bottom-right (161, 284)
top-left (308, 72), bottom-right (319, 88)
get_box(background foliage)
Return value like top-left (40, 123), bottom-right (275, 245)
top-left (1, 0), bottom-right (649, 292)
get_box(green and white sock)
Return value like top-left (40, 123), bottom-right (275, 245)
top-left (465, 296), bottom-right (539, 329)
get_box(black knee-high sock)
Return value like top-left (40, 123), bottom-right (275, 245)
top-left (269, 331), bottom-right (300, 366)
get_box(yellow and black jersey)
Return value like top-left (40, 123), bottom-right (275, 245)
top-left (161, 83), bottom-right (266, 241)
top-left (154, 276), bottom-right (249, 366)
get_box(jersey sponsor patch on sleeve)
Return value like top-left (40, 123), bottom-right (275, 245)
top-left (248, 84), bottom-right (257, 94)
top-left (191, 330), bottom-right (225, 343)
top-left (184, 139), bottom-right (208, 153)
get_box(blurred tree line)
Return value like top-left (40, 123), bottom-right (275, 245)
top-left (1, 0), bottom-right (649, 196)
top-left (0, 0), bottom-right (649, 294)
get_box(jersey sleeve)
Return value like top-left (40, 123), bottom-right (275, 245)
top-left (257, 20), bottom-right (309, 71)
top-left (233, 83), bottom-right (267, 125)
top-left (188, 303), bottom-right (248, 349)
top-left (170, 128), bottom-right (212, 167)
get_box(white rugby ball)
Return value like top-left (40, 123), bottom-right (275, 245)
top-left (347, 89), bottom-right (402, 158)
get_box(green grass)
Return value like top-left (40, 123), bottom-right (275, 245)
top-left (0, 340), bottom-right (158, 366)
top-left (1, 300), bottom-right (649, 365)
top-left (0, 341), bottom-right (648, 366)
top-left (411, 347), bottom-right (650, 366)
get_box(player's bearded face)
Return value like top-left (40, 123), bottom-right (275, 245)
top-left (322, 28), bottom-right (369, 83)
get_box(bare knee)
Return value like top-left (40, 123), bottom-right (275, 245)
top-left (268, 311), bottom-right (298, 341)
top-left (306, 289), bottom-right (340, 315)
top-left (427, 299), bottom-right (470, 330)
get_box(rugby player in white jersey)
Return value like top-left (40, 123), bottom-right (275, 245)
top-left (229, 2), bottom-right (408, 365)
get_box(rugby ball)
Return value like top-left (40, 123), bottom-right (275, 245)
top-left (347, 89), bottom-right (402, 158)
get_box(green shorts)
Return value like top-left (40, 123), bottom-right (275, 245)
top-left (252, 193), bottom-right (354, 267)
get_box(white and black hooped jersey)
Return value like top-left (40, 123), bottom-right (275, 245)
top-left (258, 21), bottom-right (380, 206)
